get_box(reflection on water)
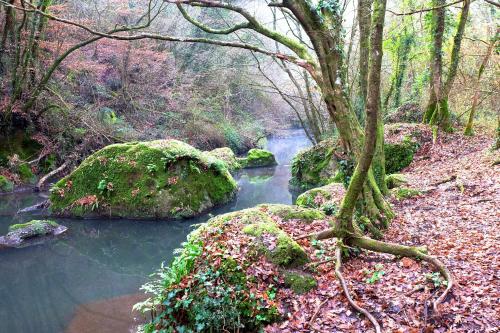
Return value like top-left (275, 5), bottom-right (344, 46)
top-left (0, 130), bottom-right (310, 333)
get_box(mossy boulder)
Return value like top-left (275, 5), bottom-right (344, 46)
top-left (137, 205), bottom-right (323, 332)
top-left (257, 203), bottom-right (325, 222)
top-left (0, 220), bottom-right (67, 248)
top-left (384, 139), bottom-right (419, 174)
top-left (295, 183), bottom-right (345, 215)
top-left (206, 147), bottom-right (241, 172)
top-left (49, 139), bottom-right (237, 219)
top-left (242, 219), bottom-right (308, 268)
top-left (0, 175), bottom-right (14, 192)
top-left (240, 148), bottom-right (277, 168)
top-left (290, 139), bottom-right (347, 191)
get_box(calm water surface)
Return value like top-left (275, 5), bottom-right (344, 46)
top-left (0, 130), bottom-right (310, 333)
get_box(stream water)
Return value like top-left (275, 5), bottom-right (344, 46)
top-left (0, 130), bottom-right (310, 333)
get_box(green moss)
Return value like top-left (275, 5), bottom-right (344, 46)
top-left (18, 163), bottom-right (36, 184)
top-left (385, 173), bottom-right (408, 189)
top-left (0, 176), bottom-right (14, 192)
top-left (295, 183), bottom-right (345, 216)
top-left (49, 139), bottom-right (237, 218)
top-left (384, 138), bottom-right (419, 174)
top-left (290, 139), bottom-right (340, 190)
top-left (394, 187), bottom-right (422, 200)
top-left (240, 148), bottom-right (277, 168)
top-left (243, 221), bottom-right (308, 267)
top-left (258, 204), bottom-right (325, 222)
top-left (206, 147), bottom-right (241, 171)
top-left (8, 220), bottom-right (59, 233)
top-left (283, 271), bottom-right (317, 294)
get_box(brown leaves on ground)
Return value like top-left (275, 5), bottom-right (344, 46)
top-left (266, 131), bottom-right (499, 332)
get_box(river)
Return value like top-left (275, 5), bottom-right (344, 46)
top-left (0, 130), bottom-right (310, 333)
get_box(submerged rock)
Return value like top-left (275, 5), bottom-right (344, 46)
top-left (240, 148), bottom-right (277, 168)
top-left (137, 204), bottom-right (324, 332)
top-left (206, 147), bottom-right (241, 171)
top-left (0, 220), bottom-right (67, 248)
top-left (49, 140), bottom-right (237, 219)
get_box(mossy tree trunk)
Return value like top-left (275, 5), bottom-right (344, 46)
top-left (284, 1), bottom-right (391, 220)
top-left (464, 28), bottom-right (496, 136)
top-left (357, 0), bottom-right (388, 196)
top-left (302, 3), bottom-right (453, 326)
top-left (423, 0), bottom-right (470, 131)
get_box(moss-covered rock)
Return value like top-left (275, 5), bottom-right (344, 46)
top-left (384, 139), bottom-right (419, 174)
top-left (243, 220), bottom-right (308, 268)
top-left (0, 175), bottom-right (14, 192)
top-left (385, 173), bottom-right (408, 189)
top-left (0, 220), bottom-right (67, 248)
top-left (290, 139), bottom-right (343, 190)
top-left (393, 187), bottom-right (422, 200)
top-left (257, 203), bottom-right (325, 222)
top-left (283, 271), bottom-right (317, 294)
top-left (206, 147), bottom-right (241, 172)
top-left (290, 128), bottom-right (424, 190)
top-left (137, 205), bottom-right (319, 332)
top-left (240, 148), bottom-right (277, 168)
top-left (295, 183), bottom-right (345, 216)
top-left (49, 139), bottom-right (237, 219)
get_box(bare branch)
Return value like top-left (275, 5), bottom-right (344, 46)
top-left (387, 0), bottom-right (469, 16)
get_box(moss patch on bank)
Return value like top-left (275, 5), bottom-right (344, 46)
top-left (49, 139), bottom-right (237, 219)
top-left (290, 125), bottom-right (424, 190)
top-left (0, 176), bottom-right (14, 192)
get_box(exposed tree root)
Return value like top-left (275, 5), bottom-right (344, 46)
top-left (334, 247), bottom-right (382, 333)
top-left (350, 236), bottom-right (453, 312)
top-left (296, 229), bottom-right (454, 314)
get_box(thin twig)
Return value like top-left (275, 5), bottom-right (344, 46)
top-left (308, 298), bottom-right (330, 328)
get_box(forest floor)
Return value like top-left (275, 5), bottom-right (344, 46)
top-left (266, 130), bottom-right (499, 332)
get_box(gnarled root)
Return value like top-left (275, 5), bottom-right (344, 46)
top-left (350, 236), bottom-right (453, 312)
top-left (334, 247), bottom-right (382, 333)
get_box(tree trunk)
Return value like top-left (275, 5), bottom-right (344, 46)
top-left (423, 0), bottom-right (470, 131)
top-left (464, 28), bottom-right (496, 136)
top-left (285, 1), bottom-right (392, 223)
